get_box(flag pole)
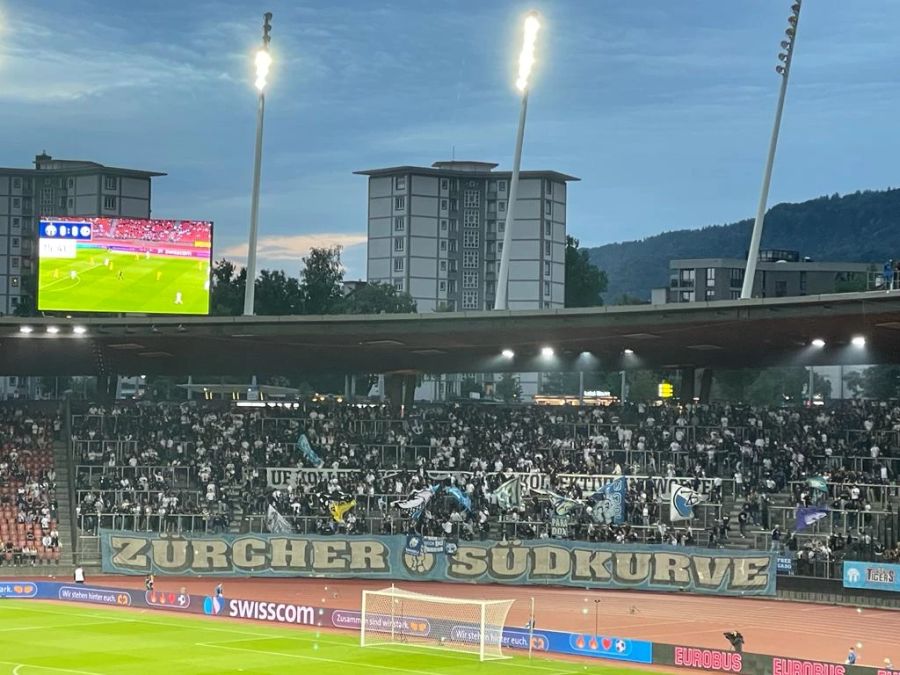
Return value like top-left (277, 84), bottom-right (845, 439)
top-left (528, 596), bottom-right (535, 659)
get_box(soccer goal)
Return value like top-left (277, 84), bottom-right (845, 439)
top-left (360, 586), bottom-right (515, 661)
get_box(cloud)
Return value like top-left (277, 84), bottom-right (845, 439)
top-left (218, 232), bottom-right (367, 262)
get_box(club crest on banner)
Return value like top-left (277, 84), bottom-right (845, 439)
top-left (670, 484), bottom-right (702, 521)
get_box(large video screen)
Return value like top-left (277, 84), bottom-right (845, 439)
top-left (37, 217), bottom-right (213, 315)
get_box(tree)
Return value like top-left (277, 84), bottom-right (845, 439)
top-left (713, 367), bottom-right (830, 405)
top-left (301, 247), bottom-right (344, 315)
top-left (859, 365), bottom-right (900, 399)
top-left (254, 269), bottom-right (303, 315)
top-left (614, 293), bottom-right (650, 306)
top-left (210, 259), bottom-right (246, 316)
top-left (565, 236), bottom-right (608, 307)
top-left (494, 373), bottom-right (522, 402)
top-left (341, 282), bottom-right (416, 314)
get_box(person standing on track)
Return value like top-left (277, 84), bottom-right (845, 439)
top-left (846, 646), bottom-right (857, 665)
top-left (145, 574), bottom-right (154, 592)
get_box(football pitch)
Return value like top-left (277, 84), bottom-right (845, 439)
top-left (38, 248), bottom-right (210, 314)
top-left (0, 601), bottom-right (659, 675)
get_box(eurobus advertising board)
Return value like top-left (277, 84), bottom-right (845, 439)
top-left (37, 217), bottom-right (212, 315)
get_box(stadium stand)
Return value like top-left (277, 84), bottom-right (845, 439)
top-left (69, 400), bottom-right (900, 574)
top-left (0, 408), bottom-right (64, 566)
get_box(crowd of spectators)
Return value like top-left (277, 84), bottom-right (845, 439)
top-left (72, 400), bottom-right (900, 557)
top-left (0, 407), bottom-right (62, 565)
top-left (92, 218), bottom-right (210, 245)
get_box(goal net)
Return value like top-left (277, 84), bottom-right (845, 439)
top-left (360, 586), bottom-right (515, 661)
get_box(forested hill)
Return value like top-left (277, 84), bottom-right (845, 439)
top-left (586, 188), bottom-right (900, 302)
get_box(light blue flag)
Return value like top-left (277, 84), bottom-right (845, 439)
top-left (590, 477), bottom-right (627, 524)
top-left (296, 433), bottom-right (322, 467)
top-left (446, 486), bottom-right (473, 513)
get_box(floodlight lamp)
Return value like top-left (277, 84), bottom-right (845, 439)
top-left (254, 49), bottom-right (272, 91)
top-left (515, 12), bottom-right (541, 92)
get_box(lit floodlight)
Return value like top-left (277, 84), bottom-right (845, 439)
top-left (19, 326), bottom-right (33, 334)
top-left (73, 326), bottom-right (87, 335)
top-left (502, 349), bottom-right (515, 358)
top-left (623, 348), bottom-right (635, 355)
top-left (515, 12), bottom-right (541, 92)
top-left (851, 336), bottom-right (866, 348)
top-left (541, 346), bottom-right (554, 358)
top-left (46, 326), bottom-right (60, 335)
top-left (255, 49), bottom-right (272, 91)
top-left (811, 338), bottom-right (825, 348)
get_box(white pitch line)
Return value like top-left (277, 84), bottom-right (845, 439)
top-left (2, 662), bottom-right (105, 675)
top-left (0, 621), bottom-right (127, 634)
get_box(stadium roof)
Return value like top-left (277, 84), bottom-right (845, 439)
top-left (2, 292), bottom-right (900, 376)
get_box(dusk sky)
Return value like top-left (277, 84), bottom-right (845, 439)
top-left (2, 0), bottom-right (898, 280)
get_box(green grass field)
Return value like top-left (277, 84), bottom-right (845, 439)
top-left (38, 247), bottom-right (209, 314)
top-left (0, 600), bottom-right (657, 675)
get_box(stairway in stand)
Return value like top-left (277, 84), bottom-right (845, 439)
top-left (51, 439), bottom-right (77, 568)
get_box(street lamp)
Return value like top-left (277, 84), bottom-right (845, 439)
top-left (741, 1), bottom-right (802, 299)
top-left (494, 11), bottom-right (541, 311)
top-left (243, 12), bottom-right (273, 316)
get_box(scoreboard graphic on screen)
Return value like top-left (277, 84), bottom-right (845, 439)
top-left (37, 216), bottom-right (213, 315)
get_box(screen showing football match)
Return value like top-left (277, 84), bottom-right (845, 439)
top-left (37, 216), bottom-right (213, 315)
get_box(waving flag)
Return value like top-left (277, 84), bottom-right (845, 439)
top-left (795, 506), bottom-right (828, 531)
top-left (493, 478), bottom-right (522, 510)
top-left (533, 488), bottom-right (581, 516)
top-left (806, 476), bottom-right (828, 493)
top-left (296, 434), bottom-right (323, 468)
top-left (393, 485), bottom-right (440, 521)
top-left (590, 477), bottom-right (626, 524)
top-left (669, 483), bottom-right (703, 522)
top-left (445, 486), bottom-right (473, 513)
top-left (265, 504), bottom-right (292, 534)
top-left (329, 498), bottom-right (357, 524)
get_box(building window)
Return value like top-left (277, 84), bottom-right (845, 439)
top-left (11, 217), bottom-right (20, 229)
top-left (11, 257), bottom-right (19, 270)
top-left (464, 210), bottom-right (479, 228)
top-left (394, 216), bottom-right (405, 232)
top-left (544, 261), bottom-right (551, 277)
top-left (498, 220), bottom-right (505, 233)
top-left (394, 196), bottom-right (406, 210)
top-left (12, 198), bottom-right (21, 208)
top-left (394, 280), bottom-right (404, 291)
top-left (448, 260), bottom-right (457, 273)
top-left (464, 190), bottom-right (480, 208)
top-left (544, 240), bottom-right (551, 256)
top-left (440, 178), bottom-right (449, 191)
top-left (394, 176), bottom-right (406, 190)
top-left (544, 200), bottom-right (552, 216)
top-left (440, 199), bottom-right (448, 211)
top-left (544, 280), bottom-right (551, 297)
top-left (498, 180), bottom-right (507, 192)
top-left (448, 280), bottom-right (457, 293)
top-left (67, 178), bottom-right (75, 189)
top-left (486, 281), bottom-right (495, 296)
top-left (394, 237), bottom-right (405, 252)
top-left (440, 240), bottom-right (447, 252)
top-left (705, 289), bottom-right (715, 300)
top-left (67, 197), bottom-right (74, 209)
top-left (544, 221), bottom-right (552, 238)
top-left (450, 198), bottom-right (458, 211)
top-left (104, 175), bottom-right (118, 190)
top-left (497, 242), bottom-right (503, 254)
top-left (730, 268), bottom-right (744, 287)
top-left (393, 258), bottom-right (405, 272)
top-left (103, 195), bottom-right (117, 210)
top-left (463, 251), bottom-right (478, 268)
top-left (440, 260), bottom-right (447, 272)
top-left (775, 280), bottom-right (787, 297)
top-left (545, 179), bottom-right (553, 196)
top-left (463, 271), bottom-right (478, 288)
top-left (440, 219), bottom-right (448, 232)
top-left (680, 290), bottom-right (694, 302)
top-left (439, 280), bottom-right (446, 292)
top-left (10, 297), bottom-right (18, 307)
top-left (462, 290), bottom-right (478, 309)
top-left (679, 269), bottom-right (695, 285)
top-left (730, 290), bottom-right (740, 300)
top-left (12, 177), bottom-right (21, 189)
top-left (799, 271), bottom-right (807, 294)
top-left (706, 268), bottom-right (716, 287)
top-left (498, 200), bottom-right (507, 212)
top-left (448, 240), bottom-right (457, 253)
top-left (10, 277), bottom-right (19, 288)
top-left (463, 231), bottom-right (479, 248)
top-left (11, 237), bottom-right (20, 248)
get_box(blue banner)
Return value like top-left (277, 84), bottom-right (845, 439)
top-left (590, 476), bottom-right (626, 524)
top-left (100, 531), bottom-right (776, 596)
top-left (843, 560), bottom-right (900, 593)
